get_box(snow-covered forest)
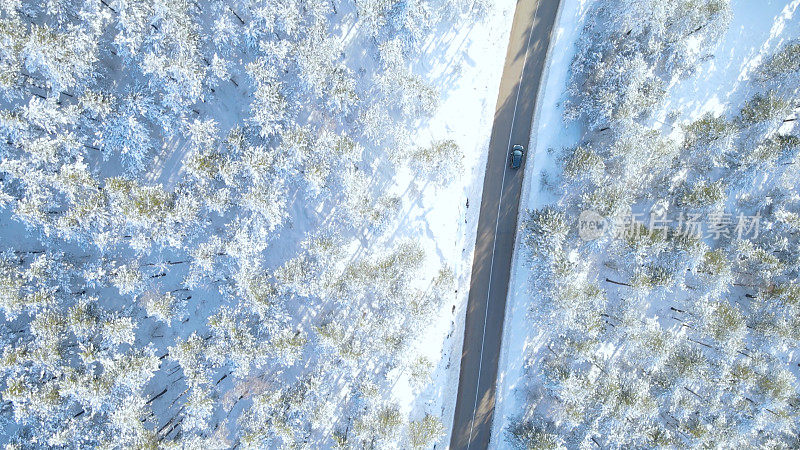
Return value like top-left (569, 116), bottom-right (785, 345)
top-left (0, 0), bottom-right (512, 446)
top-left (506, 0), bottom-right (800, 447)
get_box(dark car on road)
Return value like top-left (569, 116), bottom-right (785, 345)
top-left (509, 144), bottom-right (524, 169)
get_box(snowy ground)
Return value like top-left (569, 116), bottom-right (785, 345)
top-left (492, 0), bottom-right (800, 445)
top-left (659, 0), bottom-right (800, 122)
top-left (382, 0), bottom-right (517, 439)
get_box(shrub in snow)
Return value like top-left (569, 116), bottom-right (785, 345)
top-left (406, 139), bottom-right (464, 186)
top-left (143, 291), bottom-right (185, 325)
top-left (408, 413), bottom-right (445, 448)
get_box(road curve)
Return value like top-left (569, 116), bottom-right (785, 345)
top-left (450, 0), bottom-right (560, 448)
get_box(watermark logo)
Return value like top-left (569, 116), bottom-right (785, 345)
top-left (578, 209), bottom-right (607, 241)
top-left (576, 209), bottom-right (761, 242)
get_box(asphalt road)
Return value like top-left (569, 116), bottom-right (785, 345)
top-left (450, 0), bottom-right (560, 448)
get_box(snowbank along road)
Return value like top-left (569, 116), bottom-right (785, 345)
top-left (450, 0), bottom-right (561, 448)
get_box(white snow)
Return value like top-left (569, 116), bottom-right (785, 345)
top-left (385, 0), bottom-right (517, 439)
top-left (659, 0), bottom-right (800, 122)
